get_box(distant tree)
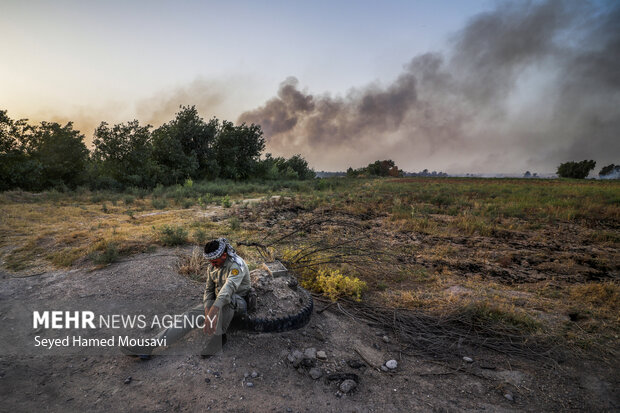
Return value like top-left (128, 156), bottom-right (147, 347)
top-left (523, 171), bottom-right (531, 178)
top-left (282, 154), bottom-right (315, 180)
top-left (151, 106), bottom-right (205, 185)
top-left (91, 120), bottom-right (155, 188)
top-left (0, 110), bottom-right (40, 190)
top-left (599, 164), bottom-right (620, 177)
top-left (212, 121), bottom-right (265, 180)
top-left (30, 122), bottom-right (89, 189)
top-left (557, 160), bottom-right (596, 179)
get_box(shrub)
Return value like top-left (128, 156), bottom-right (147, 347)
top-left (123, 195), bottom-right (135, 205)
top-left (198, 193), bottom-right (213, 208)
top-left (193, 228), bottom-right (207, 244)
top-left (229, 217), bottom-right (240, 231)
top-left (151, 198), bottom-right (167, 209)
top-left (221, 195), bottom-right (232, 208)
top-left (303, 267), bottom-right (367, 301)
top-left (155, 225), bottom-right (188, 246)
top-left (91, 242), bottom-right (119, 265)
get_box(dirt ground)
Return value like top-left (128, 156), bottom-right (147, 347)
top-left (0, 249), bottom-right (617, 412)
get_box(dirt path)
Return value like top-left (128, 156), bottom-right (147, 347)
top-left (0, 250), bottom-right (617, 412)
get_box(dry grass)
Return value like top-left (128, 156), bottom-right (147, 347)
top-left (1, 177), bottom-right (618, 359)
top-left (177, 246), bottom-right (209, 281)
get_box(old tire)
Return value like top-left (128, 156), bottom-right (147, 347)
top-left (241, 287), bottom-right (313, 333)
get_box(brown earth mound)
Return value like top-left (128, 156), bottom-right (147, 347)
top-left (250, 269), bottom-right (310, 319)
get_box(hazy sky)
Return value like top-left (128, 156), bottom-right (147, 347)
top-left (2, 0), bottom-right (618, 173)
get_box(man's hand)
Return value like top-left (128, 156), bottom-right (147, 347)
top-left (203, 306), bottom-right (220, 335)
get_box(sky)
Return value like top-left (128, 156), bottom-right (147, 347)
top-left (1, 0), bottom-right (619, 174)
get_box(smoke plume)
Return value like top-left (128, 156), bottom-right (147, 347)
top-left (239, 0), bottom-right (620, 173)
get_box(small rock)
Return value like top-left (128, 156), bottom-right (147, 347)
top-left (347, 360), bottom-right (365, 369)
top-left (309, 368), bottom-right (323, 380)
top-left (287, 350), bottom-right (302, 362)
top-left (246, 382), bottom-right (254, 387)
top-left (463, 357), bottom-right (473, 363)
top-left (244, 372), bottom-right (249, 378)
top-left (304, 347), bottom-right (317, 359)
top-left (286, 408), bottom-right (292, 413)
top-left (213, 371), bottom-right (221, 378)
top-left (339, 379), bottom-right (357, 393)
top-left (381, 365), bottom-right (389, 372)
top-left (288, 350), bottom-right (304, 367)
top-left (386, 360), bottom-right (398, 369)
top-left (504, 393), bottom-right (514, 402)
top-left (251, 371), bottom-right (258, 378)
top-left (124, 376), bottom-right (132, 385)
top-left (301, 358), bottom-right (316, 368)
top-left (204, 378), bottom-right (211, 383)
top-left (382, 335), bottom-right (390, 343)
top-left (317, 351), bottom-right (327, 360)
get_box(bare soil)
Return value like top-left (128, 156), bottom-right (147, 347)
top-left (0, 249), bottom-right (617, 412)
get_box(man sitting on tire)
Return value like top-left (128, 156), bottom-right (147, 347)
top-left (121, 238), bottom-right (253, 359)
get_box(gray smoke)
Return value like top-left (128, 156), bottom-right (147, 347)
top-left (239, 0), bottom-right (620, 173)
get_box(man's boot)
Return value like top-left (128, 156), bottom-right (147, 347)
top-left (200, 334), bottom-right (227, 359)
top-left (120, 345), bottom-right (156, 360)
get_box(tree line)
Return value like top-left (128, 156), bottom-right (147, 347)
top-left (346, 159), bottom-right (403, 178)
top-left (0, 106), bottom-right (315, 191)
top-left (556, 160), bottom-right (619, 179)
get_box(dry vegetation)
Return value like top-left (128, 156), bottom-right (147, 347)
top-left (1, 177), bottom-right (618, 362)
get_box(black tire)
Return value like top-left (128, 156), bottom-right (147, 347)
top-left (241, 287), bottom-right (313, 333)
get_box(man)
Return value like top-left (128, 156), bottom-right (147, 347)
top-left (121, 238), bottom-right (252, 359)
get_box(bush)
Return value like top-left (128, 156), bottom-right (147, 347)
top-left (123, 195), bottom-right (135, 205)
top-left (91, 242), bottom-right (119, 265)
top-left (151, 198), bottom-right (167, 209)
top-left (221, 195), bottom-right (232, 208)
top-left (302, 268), bottom-right (367, 301)
top-left (229, 217), bottom-right (240, 231)
top-left (155, 225), bottom-right (188, 246)
top-left (193, 228), bottom-right (208, 244)
top-left (198, 193), bottom-right (213, 208)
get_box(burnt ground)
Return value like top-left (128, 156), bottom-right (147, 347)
top-left (0, 249), bottom-right (618, 412)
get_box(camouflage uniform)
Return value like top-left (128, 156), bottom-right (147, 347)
top-left (150, 254), bottom-right (251, 355)
top-left (203, 254), bottom-right (251, 335)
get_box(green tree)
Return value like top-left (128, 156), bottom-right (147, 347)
top-left (557, 160), bottom-right (596, 179)
top-left (283, 154), bottom-right (315, 180)
top-left (0, 110), bottom-right (40, 190)
top-left (151, 106), bottom-right (220, 184)
top-left (212, 121), bottom-right (265, 179)
top-left (91, 120), bottom-right (155, 188)
top-left (599, 164), bottom-right (619, 177)
top-left (30, 122), bottom-right (89, 189)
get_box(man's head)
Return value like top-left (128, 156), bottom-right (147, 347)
top-left (204, 239), bottom-right (229, 268)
